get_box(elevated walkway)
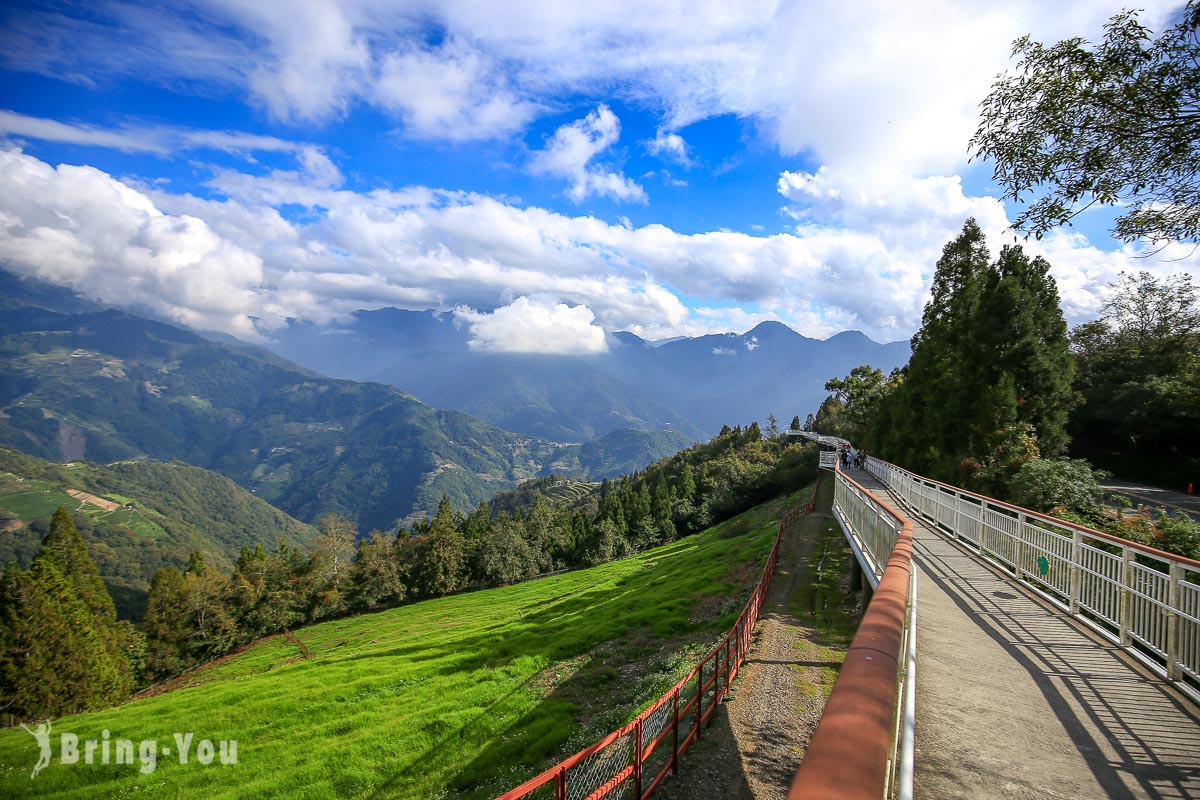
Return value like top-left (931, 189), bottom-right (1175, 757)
top-left (849, 467), bottom-right (1200, 799)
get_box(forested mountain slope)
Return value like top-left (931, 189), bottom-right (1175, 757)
top-left (0, 447), bottom-right (316, 619)
top-left (0, 305), bottom-right (559, 531)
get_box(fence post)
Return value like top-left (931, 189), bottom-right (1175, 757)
top-left (671, 688), bottom-right (680, 776)
top-left (634, 719), bottom-right (644, 799)
top-left (1167, 562), bottom-right (1183, 681)
top-left (1120, 548), bottom-right (1134, 646)
top-left (714, 646), bottom-right (722, 701)
top-left (1015, 512), bottom-right (1027, 578)
top-left (695, 661), bottom-right (704, 738)
top-left (1069, 529), bottom-right (1081, 615)
top-left (556, 766), bottom-right (566, 800)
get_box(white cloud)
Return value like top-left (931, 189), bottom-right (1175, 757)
top-left (454, 296), bottom-right (608, 355)
top-left (2, 0), bottom-right (1184, 163)
top-left (532, 105), bottom-right (646, 204)
top-left (712, 347), bottom-right (736, 356)
top-left (0, 110), bottom-right (171, 154)
top-left (0, 148), bottom-right (265, 338)
top-left (1, 146), bottom-right (1195, 350)
top-left (224, 0), bottom-right (371, 123)
top-left (374, 38), bottom-right (538, 140)
top-left (647, 130), bottom-right (692, 166)
top-left (744, 336), bottom-right (758, 351)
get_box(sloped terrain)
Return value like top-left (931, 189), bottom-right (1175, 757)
top-left (0, 447), bottom-right (316, 619)
top-left (0, 489), bottom-right (809, 800)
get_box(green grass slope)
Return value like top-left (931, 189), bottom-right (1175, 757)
top-left (0, 488), bottom-right (808, 799)
top-left (0, 447), bottom-right (316, 619)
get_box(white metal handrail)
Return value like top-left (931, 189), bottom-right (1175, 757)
top-left (866, 456), bottom-right (1200, 700)
top-left (833, 470), bottom-right (903, 588)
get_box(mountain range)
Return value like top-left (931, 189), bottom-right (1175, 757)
top-left (0, 273), bottom-right (690, 530)
top-left (0, 268), bottom-right (909, 532)
top-left (267, 309), bottom-right (910, 439)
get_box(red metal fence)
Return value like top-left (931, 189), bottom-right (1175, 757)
top-left (495, 478), bottom-right (821, 800)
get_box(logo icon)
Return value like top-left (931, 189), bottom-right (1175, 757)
top-left (21, 720), bottom-right (52, 779)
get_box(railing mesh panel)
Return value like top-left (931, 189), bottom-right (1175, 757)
top-left (566, 733), bottom-right (633, 800)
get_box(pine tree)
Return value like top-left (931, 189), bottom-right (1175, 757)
top-left (420, 496), bottom-right (467, 596)
top-left (33, 509), bottom-right (132, 700)
top-left (972, 245), bottom-right (1075, 457)
top-left (352, 531), bottom-right (406, 610)
top-left (141, 566), bottom-right (190, 681)
top-left (878, 222), bottom-right (1074, 488)
top-left (880, 218), bottom-right (990, 476)
top-left (0, 514), bottom-right (133, 721)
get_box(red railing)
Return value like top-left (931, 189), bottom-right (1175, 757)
top-left (495, 477), bottom-right (822, 800)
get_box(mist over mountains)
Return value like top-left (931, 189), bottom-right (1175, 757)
top-left (266, 310), bottom-right (910, 440)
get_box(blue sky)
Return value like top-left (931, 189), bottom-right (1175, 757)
top-left (0, 0), bottom-right (1194, 352)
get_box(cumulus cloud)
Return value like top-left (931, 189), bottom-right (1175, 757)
top-left (454, 296), bottom-right (608, 355)
top-left (712, 347), bottom-right (736, 356)
top-left (1, 145), bottom-right (1195, 351)
top-left (226, 0), bottom-right (371, 123)
top-left (0, 149), bottom-right (265, 338)
top-left (531, 105), bottom-right (646, 204)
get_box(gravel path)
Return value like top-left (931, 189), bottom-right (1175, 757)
top-left (653, 502), bottom-right (837, 800)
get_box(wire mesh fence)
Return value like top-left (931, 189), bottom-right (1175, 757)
top-left (494, 479), bottom-right (820, 800)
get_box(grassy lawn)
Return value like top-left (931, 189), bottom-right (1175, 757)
top-left (0, 488), bottom-right (808, 799)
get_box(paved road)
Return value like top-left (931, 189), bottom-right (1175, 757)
top-left (850, 470), bottom-right (1200, 799)
top-left (1099, 479), bottom-right (1200, 523)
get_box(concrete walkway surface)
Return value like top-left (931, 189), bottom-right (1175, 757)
top-left (849, 469), bottom-right (1200, 800)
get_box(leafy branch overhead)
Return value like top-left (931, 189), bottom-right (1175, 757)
top-left (971, 3), bottom-right (1200, 244)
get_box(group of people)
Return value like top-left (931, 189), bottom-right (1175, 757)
top-left (838, 446), bottom-right (867, 470)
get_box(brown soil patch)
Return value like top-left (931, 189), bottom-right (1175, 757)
top-left (66, 488), bottom-right (120, 511)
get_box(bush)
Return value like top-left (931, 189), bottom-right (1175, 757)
top-left (1007, 457), bottom-right (1107, 514)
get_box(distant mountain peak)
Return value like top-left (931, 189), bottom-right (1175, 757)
top-left (826, 329), bottom-right (872, 344)
top-left (610, 331), bottom-right (651, 349)
top-left (745, 320), bottom-right (796, 336)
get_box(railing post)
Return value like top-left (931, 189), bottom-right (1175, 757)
top-left (695, 662), bottom-right (704, 737)
top-left (671, 688), bottom-right (680, 775)
top-left (1167, 563), bottom-right (1183, 681)
top-left (1069, 529), bottom-right (1081, 614)
top-left (634, 719), bottom-right (643, 799)
top-left (713, 647), bottom-right (721, 703)
top-left (1015, 512), bottom-right (1027, 578)
top-left (556, 766), bottom-right (566, 800)
top-left (1120, 548), bottom-right (1134, 646)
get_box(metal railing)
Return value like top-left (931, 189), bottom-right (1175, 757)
top-left (866, 456), bottom-right (1200, 701)
top-left (789, 466), bottom-right (916, 800)
top-left (495, 479), bottom-right (821, 800)
top-left (831, 470), bottom-right (905, 587)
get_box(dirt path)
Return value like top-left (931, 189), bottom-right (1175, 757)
top-left (654, 484), bottom-right (842, 800)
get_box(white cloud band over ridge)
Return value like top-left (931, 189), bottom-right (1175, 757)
top-left (0, 143), bottom-right (1194, 352)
